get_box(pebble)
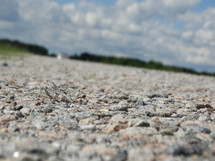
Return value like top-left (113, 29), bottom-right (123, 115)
top-left (110, 104), bottom-right (129, 111)
top-left (171, 143), bottom-right (208, 156)
top-left (14, 105), bottom-right (23, 111)
top-left (43, 104), bottom-right (54, 113)
top-left (110, 150), bottom-right (128, 161)
top-left (2, 62), bottom-right (8, 67)
top-left (1, 55), bottom-right (215, 160)
top-left (20, 107), bottom-right (31, 115)
top-left (160, 128), bottom-right (175, 136)
top-left (135, 120), bottom-right (150, 127)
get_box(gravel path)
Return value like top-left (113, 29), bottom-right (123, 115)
top-left (1, 55), bottom-right (215, 161)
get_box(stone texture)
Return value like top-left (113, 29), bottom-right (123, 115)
top-left (1, 55), bottom-right (215, 160)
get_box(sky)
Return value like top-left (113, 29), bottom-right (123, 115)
top-left (0, 0), bottom-right (215, 72)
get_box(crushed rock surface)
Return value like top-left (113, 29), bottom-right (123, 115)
top-left (1, 55), bottom-right (215, 161)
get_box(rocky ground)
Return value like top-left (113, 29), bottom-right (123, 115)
top-left (1, 55), bottom-right (215, 161)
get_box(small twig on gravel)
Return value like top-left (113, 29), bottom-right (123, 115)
top-left (40, 80), bottom-right (71, 104)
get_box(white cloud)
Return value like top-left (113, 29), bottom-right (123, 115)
top-left (1, 0), bottom-right (215, 72)
top-left (182, 31), bottom-right (193, 40)
top-left (195, 29), bottom-right (214, 44)
top-left (162, 0), bottom-right (200, 9)
top-left (86, 12), bottom-right (97, 26)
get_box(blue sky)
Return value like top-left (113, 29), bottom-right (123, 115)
top-left (1, 0), bottom-right (215, 72)
top-left (51, 0), bottom-right (116, 6)
top-left (195, 0), bottom-right (215, 12)
top-left (53, 0), bottom-right (214, 11)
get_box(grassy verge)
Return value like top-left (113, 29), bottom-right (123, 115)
top-left (0, 43), bottom-right (31, 60)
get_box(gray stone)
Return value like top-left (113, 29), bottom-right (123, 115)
top-left (43, 104), bottom-right (54, 113)
top-left (110, 150), bottom-right (128, 161)
top-left (182, 125), bottom-right (211, 134)
top-left (15, 105), bottom-right (23, 111)
top-left (135, 120), bottom-right (150, 127)
top-left (110, 105), bottom-right (129, 111)
top-left (2, 62), bottom-right (8, 67)
top-left (172, 143), bottom-right (208, 156)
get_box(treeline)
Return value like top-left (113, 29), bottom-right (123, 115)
top-left (0, 39), bottom-right (48, 56)
top-left (70, 52), bottom-right (215, 76)
top-left (1, 38), bottom-right (214, 76)
top-left (71, 52), bottom-right (146, 67)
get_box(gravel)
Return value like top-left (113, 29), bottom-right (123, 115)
top-left (1, 55), bottom-right (215, 161)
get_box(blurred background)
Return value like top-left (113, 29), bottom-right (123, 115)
top-left (0, 0), bottom-right (215, 73)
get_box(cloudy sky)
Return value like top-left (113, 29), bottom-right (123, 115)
top-left (0, 0), bottom-right (215, 72)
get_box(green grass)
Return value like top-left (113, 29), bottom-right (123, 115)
top-left (0, 43), bottom-right (31, 60)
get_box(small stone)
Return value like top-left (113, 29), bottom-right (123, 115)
top-left (35, 101), bottom-right (41, 106)
top-left (43, 104), bottom-right (54, 113)
top-left (135, 120), bottom-right (150, 127)
top-left (9, 95), bottom-right (15, 101)
top-left (109, 115), bottom-right (127, 125)
top-left (79, 124), bottom-right (96, 131)
top-left (172, 143), bottom-right (208, 156)
top-left (15, 105), bottom-right (23, 111)
top-left (102, 115), bottom-right (128, 133)
top-left (0, 105), bottom-right (5, 110)
top-left (148, 94), bottom-right (167, 99)
top-left (16, 112), bottom-right (24, 117)
top-left (110, 104), bottom-right (129, 111)
top-left (110, 150), bottom-right (128, 161)
top-left (79, 117), bottom-right (96, 124)
top-left (110, 100), bottom-right (130, 111)
top-left (139, 105), bottom-right (155, 117)
top-left (2, 62), bottom-right (8, 67)
top-left (77, 98), bottom-right (83, 103)
top-left (155, 108), bottom-right (173, 117)
top-left (0, 115), bottom-right (16, 124)
top-left (180, 121), bottom-right (211, 134)
top-left (20, 107), bottom-right (31, 115)
top-left (160, 128), bottom-right (174, 136)
top-left (136, 100), bottom-right (146, 106)
top-left (34, 120), bottom-right (46, 130)
top-left (1, 127), bottom-right (9, 133)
